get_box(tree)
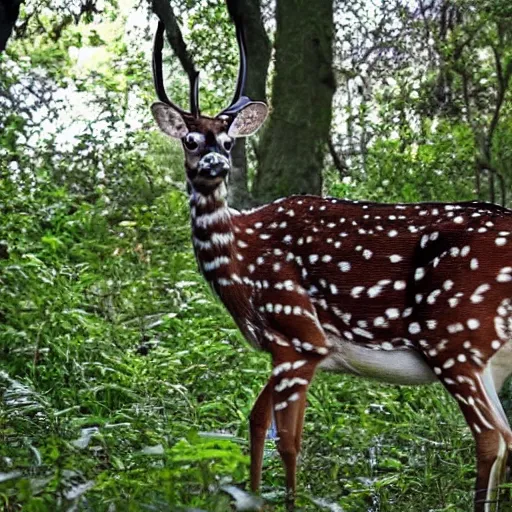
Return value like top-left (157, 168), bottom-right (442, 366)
top-left (252, 0), bottom-right (335, 202)
top-left (410, 0), bottom-right (512, 204)
top-left (326, 0), bottom-right (512, 207)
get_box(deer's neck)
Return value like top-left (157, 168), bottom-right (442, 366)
top-left (188, 181), bottom-right (240, 280)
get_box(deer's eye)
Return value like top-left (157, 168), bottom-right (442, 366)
top-left (223, 140), bottom-right (233, 152)
top-left (183, 137), bottom-right (198, 151)
top-left (183, 133), bottom-right (200, 151)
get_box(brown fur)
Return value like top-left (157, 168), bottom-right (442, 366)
top-left (183, 114), bottom-right (230, 135)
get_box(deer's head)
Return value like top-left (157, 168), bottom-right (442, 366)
top-left (151, 21), bottom-right (268, 196)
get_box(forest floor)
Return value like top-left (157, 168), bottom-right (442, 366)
top-left (1, 183), bottom-right (508, 512)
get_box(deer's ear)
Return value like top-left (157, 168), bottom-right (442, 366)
top-left (228, 101), bottom-right (268, 138)
top-left (151, 102), bottom-right (189, 139)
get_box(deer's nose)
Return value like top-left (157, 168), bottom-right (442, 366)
top-left (198, 153), bottom-right (229, 179)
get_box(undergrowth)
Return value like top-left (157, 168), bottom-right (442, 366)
top-left (0, 141), bottom-right (505, 511)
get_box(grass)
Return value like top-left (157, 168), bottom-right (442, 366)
top-left (0, 161), bottom-right (505, 511)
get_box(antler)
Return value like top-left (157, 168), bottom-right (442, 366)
top-left (218, 15), bottom-right (250, 116)
top-left (152, 22), bottom-right (174, 109)
top-left (231, 20), bottom-right (247, 106)
top-left (152, 7), bottom-right (251, 118)
top-left (152, 20), bottom-right (200, 117)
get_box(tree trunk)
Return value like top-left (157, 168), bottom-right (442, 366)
top-left (226, 0), bottom-right (270, 208)
top-left (252, 0), bottom-right (335, 203)
top-left (0, 0), bottom-right (22, 53)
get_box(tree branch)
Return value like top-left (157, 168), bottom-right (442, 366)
top-left (476, 157), bottom-right (506, 206)
top-left (328, 137), bottom-right (349, 178)
top-left (485, 43), bottom-right (512, 160)
top-left (477, 22), bottom-right (512, 205)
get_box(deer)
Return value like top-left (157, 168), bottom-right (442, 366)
top-left (150, 15), bottom-right (512, 512)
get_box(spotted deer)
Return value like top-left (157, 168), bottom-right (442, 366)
top-left (150, 17), bottom-right (512, 512)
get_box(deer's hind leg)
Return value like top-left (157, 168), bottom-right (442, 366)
top-left (474, 366), bottom-right (511, 512)
top-left (424, 341), bottom-right (512, 512)
top-left (489, 339), bottom-right (512, 505)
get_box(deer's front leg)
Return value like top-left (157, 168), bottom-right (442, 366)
top-left (249, 380), bottom-right (274, 493)
top-left (249, 297), bottom-right (329, 505)
top-left (249, 360), bottom-right (317, 500)
top-left (271, 357), bottom-right (320, 507)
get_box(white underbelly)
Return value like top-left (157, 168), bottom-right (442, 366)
top-left (319, 335), bottom-right (437, 386)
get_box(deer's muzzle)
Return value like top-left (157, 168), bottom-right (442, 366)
top-left (198, 153), bottom-right (230, 179)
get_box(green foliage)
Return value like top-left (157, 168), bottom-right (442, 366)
top-left (0, 124), bottom-right (479, 511)
top-left (2, 0), bottom-right (512, 511)
top-left (0, 163), bottom-right (478, 509)
top-left (0, 134), bottom-right (261, 510)
top-left (331, 0), bottom-right (512, 207)
top-left (327, 121), bottom-right (476, 204)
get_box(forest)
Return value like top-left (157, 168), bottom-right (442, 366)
top-left (1, 0), bottom-right (512, 510)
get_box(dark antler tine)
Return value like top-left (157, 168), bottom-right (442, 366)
top-left (152, 20), bottom-right (192, 116)
top-left (217, 18), bottom-right (253, 117)
top-left (190, 71), bottom-right (200, 117)
top-left (152, 21), bottom-right (172, 105)
top-left (229, 20), bottom-right (247, 107)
